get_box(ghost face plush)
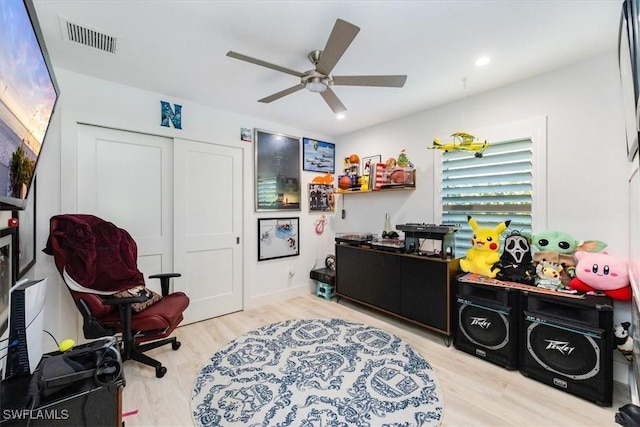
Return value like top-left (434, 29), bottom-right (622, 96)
top-left (569, 251), bottom-right (631, 300)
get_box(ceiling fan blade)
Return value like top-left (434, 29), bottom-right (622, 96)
top-left (333, 75), bottom-right (407, 87)
top-left (258, 84), bottom-right (305, 103)
top-left (320, 88), bottom-right (347, 114)
top-left (227, 51), bottom-right (304, 78)
top-left (316, 19), bottom-right (360, 76)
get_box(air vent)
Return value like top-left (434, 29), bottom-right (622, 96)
top-left (59, 17), bottom-right (117, 54)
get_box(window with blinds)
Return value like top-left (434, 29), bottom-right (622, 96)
top-left (441, 137), bottom-right (532, 255)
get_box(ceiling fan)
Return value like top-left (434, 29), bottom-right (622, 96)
top-left (226, 18), bottom-right (407, 114)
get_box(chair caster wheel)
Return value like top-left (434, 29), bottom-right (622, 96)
top-left (172, 341), bottom-right (181, 350)
top-left (156, 366), bottom-right (167, 378)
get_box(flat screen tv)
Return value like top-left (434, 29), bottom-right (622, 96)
top-left (0, 0), bottom-right (59, 210)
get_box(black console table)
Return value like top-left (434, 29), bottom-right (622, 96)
top-left (335, 243), bottom-right (460, 337)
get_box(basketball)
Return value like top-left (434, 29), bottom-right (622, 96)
top-left (349, 154), bottom-right (360, 164)
top-left (339, 175), bottom-right (352, 190)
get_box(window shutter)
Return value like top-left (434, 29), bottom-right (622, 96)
top-left (441, 138), bottom-right (532, 255)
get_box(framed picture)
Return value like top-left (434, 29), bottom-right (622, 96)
top-left (362, 155), bottom-right (381, 176)
top-left (258, 217), bottom-right (299, 261)
top-left (308, 184), bottom-right (335, 212)
top-left (302, 138), bottom-right (335, 173)
top-left (12, 178), bottom-right (35, 279)
top-left (255, 129), bottom-right (301, 211)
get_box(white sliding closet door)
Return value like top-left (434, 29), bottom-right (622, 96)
top-left (76, 126), bottom-right (243, 325)
top-left (77, 125), bottom-right (174, 285)
top-left (173, 138), bottom-right (243, 323)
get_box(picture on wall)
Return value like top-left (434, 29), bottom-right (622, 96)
top-left (362, 155), bottom-right (381, 176)
top-left (302, 138), bottom-right (335, 173)
top-left (255, 129), bottom-right (301, 211)
top-left (258, 217), bottom-right (299, 261)
top-left (309, 184), bottom-right (335, 212)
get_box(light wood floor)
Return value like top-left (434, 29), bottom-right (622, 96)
top-left (121, 293), bottom-right (629, 426)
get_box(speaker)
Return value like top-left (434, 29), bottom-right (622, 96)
top-left (454, 280), bottom-right (520, 370)
top-left (519, 291), bottom-right (613, 406)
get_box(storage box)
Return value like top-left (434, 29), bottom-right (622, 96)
top-left (386, 167), bottom-right (414, 185)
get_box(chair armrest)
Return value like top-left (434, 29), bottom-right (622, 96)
top-left (149, 273), bottom-right (182, 296)
top-left (102, 294), bottom-right (148, 306)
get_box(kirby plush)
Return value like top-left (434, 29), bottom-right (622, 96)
top-left (569, 251), bottom-right (631, 300)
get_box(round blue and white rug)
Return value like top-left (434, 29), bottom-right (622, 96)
top-left (191, 318), bottom-right (443, 426)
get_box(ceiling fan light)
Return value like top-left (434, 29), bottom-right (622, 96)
top-left (305, 77), bottom-right (328, 93)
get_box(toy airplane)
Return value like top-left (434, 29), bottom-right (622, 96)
top-left (429, 131), bottom-right (489, 158)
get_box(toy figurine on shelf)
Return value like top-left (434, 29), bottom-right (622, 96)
top-left (459, 215), bottom-right (511, 278)
top-left (397, 149), bottom-right (411, 167)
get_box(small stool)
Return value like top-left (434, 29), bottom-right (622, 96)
top-left (310, 267), bottom-right (336, 301)
top-left (315, 281), bottom-right (335, 301)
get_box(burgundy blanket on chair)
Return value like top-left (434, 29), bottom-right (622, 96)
top-left (43, 214), bottom-right (145, 292)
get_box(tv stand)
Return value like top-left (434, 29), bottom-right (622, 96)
top-left (335, 243), bottom-right (460, 338)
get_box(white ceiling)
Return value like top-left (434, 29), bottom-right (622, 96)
top-left (33, 0), bottom-right (623, 138)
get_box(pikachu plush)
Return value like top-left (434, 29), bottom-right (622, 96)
top-left (459, 216), bottom-right (511, 278)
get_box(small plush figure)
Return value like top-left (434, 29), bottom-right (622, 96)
top-left (532, 230), bottom-right (607, 286)
top-left (459, 215), bottom-right (510, 278)
top-left (531, 230), bottom-right (607, 254)
top-left (569, 251), bottom-right (631, 300)
top-left (535, 260), bottom-right (565, 290)
top-left (614, 322), bottom-right (633, 361)
top-left (493, 231), bottom-right (536, 285)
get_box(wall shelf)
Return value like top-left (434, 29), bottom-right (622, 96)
top-left (337, 169), bottom-right (416, 194)
top-left (337, 185), bottom-right (415, 194)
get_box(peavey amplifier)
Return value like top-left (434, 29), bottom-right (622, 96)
top-left (455, 280), bottom-right (519, 370)
top-left (519, 291), bottom-right (613, 406)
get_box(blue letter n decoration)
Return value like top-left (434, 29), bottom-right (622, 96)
top-left (160, 101), bottom-right (182, 129)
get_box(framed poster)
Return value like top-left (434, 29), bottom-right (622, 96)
top-left (258, 217), bottom-right (299, 261)
top-left (255, 129), bottom-right (301, 211)
top-left (362, 155), bottom-right (381, 176)
top-left (308, 184), bottom-right (335, 212)
top-left (302, 137), bottom-right (335, 173)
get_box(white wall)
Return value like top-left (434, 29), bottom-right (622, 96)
top-left (32, 69), bottom-right (336, 351)
top-left (334, 53), bottom-right (628, 246)
top-left (333, 52), bottom-right (632, 383)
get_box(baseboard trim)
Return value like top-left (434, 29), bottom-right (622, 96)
top-left (244, 283), bottom-right (314, 310)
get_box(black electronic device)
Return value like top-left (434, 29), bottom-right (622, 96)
top-left (396, 223), bottom-right (457, 234)
top-left (454, 280), bottom-right (520, 370)
top-left (396, 223), bottom-right (458, 258)
top-left (334, 233), bottom-right (374, 246)
top-left (370, 238), bottom-right (405, 252)
top-left (310, 267), bottom-right (335, 285)
top-left (37, 337), bottom-right (122, 398)
top-left (519, 291), bottom-right (613, 406)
